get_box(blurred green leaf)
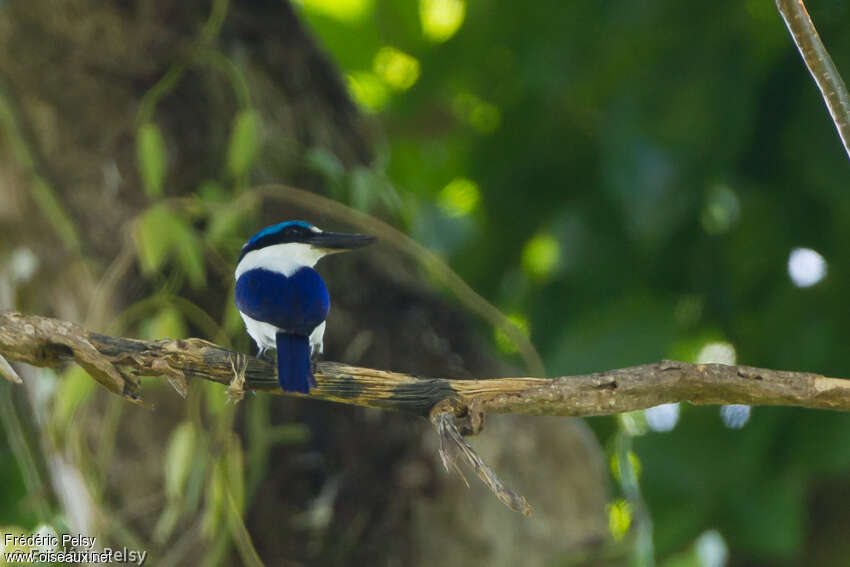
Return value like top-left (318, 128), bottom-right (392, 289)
top-left (307, 147), bottom-right (345, 183)
top-left (493, 312), bottom-right (529, 354)
top-left (135, 205), bottom-right (206, 287)
top-left (164, 421), bottom-right (197, 501)
top-left (223, 285), bottom-right (245, 337)
top-left (203, 459), bottom-right (226, 539)
top-left (606, 499), bottom-right (632, 542)
top-left (346, 72), bottom-right (388, 113)
top-left (153, 504), bottom-right (181, 545)
top-left (155, 420), bottom-right (200, 543)
top-left (137, 123), bottom-right (168, 198)
top-left (142, 307), bottom-right (187, 340)
top-left (196, 180), bottom-right (230, 203)
top-left (350, 166), bottom-right (375, 211)
top-left (226, 110), bottom-right (260, 179)
top-left (135, 205), bottom-right (182, 275)
top-left (204, 378), bottom-right (229, 417)
top-left (177, 231), bottom-right (207, 289)
top-left (226, 434), bottom-right (245, 515)
top-left (52, 365), bottom-right (96, 432)
top-left (206, 205), bottom-right (247, 246)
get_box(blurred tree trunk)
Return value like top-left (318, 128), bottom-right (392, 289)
top-left (0, 1), bottom-right (608, 564)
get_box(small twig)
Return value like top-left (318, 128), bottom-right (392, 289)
top-left (0, 353), bottom-right (22, 383)
top-left (430, 400), bottom-right (532, 515)
top-left (226, 353), bottom-right (248, 404)
top-left (776, 0), bottom-right (850, 160)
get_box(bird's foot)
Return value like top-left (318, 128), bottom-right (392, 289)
top-left (257, 347), bottom-right (275, 362)
top-left (311, 349), bottom-right (325, 374)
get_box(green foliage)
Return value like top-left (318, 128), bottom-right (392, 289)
top-left (141, 308), bottom-right (188, 341)
top-left (164, 421), bottom-right (197, 502)
top-left (137, 123), bottom-right (168, 198)
top-left (226, 110), bottom-right (260, 180)
top-left (135, 205), bottom-right (206, 288)
top-left (299, 0), bottom-right (850, 563)
top-left (51, 366), bottom-right (96, 434)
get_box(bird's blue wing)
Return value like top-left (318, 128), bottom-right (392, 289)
top-left (235, 267), bottom-right (329, 335)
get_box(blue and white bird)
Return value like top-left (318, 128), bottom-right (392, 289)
top-left (234, 221), bottom-right (374, 393)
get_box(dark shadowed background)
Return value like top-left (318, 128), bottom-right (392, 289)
top-left (1, 1), bottom-right (849, 566)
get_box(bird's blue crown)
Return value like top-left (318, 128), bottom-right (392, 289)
top-left (239, 220), bottom-right (317, 261)
top-left (247, 220), bottom-right (316, 246)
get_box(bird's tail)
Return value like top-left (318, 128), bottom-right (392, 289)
top-left (275, 331), bottom-right (314, 393)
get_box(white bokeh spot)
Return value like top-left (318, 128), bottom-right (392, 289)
top-left (720, 404), bottom-right (751, 429)
top-left (788, 247), bottom-right (827, 288)
top-left (645, 403), bottom-right (680, 432)
top-left (697, 342), bottom-right (736, 365)
top-left (696, 529), bottom-right (729, 567)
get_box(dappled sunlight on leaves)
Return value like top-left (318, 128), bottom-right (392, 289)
top-left (374, 47), bottom-right (421, 91)
top-left (299, 0), bottom-right (373, 23)
top-left (436, 177), bottom-right (480, 217)
top-left (521, 233), bottom-right (560, 280)
top-left (346, 72), bottom-right (389, 112)
top-left (419, 0), bottom-right (465, 42)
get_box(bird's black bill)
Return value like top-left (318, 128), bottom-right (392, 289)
top-left (309, 232), bottom-right (376, 250)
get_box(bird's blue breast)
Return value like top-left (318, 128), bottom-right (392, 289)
top-left (235, 267), bottom-right (330, 336)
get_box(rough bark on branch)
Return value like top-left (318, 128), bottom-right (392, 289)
top-left (2, 310), bottom-right (850, 416)
top-left (4, 309), bottom-right (850, 515)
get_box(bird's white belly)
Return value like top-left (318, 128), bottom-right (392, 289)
top-left (240, 313), bottom-right (278, 351)
top-left (240, 313), bottom-right (325, 356)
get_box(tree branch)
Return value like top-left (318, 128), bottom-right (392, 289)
top-left (776, 0), bottom-right (850, 161)
top-left (4, 309), bottom-right (850, 514)
top-left (3, 310), bottom-right (849, 415)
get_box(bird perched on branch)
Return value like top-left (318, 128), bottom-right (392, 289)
top-left (234, 221), bottom-right (374, 393)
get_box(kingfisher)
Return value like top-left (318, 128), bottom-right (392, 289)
top-left (234, 221), bottom-right (374, 393)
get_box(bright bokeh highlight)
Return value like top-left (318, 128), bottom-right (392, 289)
top-left (521, 233), bottom-right (560, 279)
top-left (493, 312), bottom-right (529, 353)
top-left (346, 72), bottom-right (388, 112)
top-left (645, 402), bottom-right (680, 432)
top-left (373, 47), bottom-right (421, 91)
top-left (9, 247), bottom-right (38, 282)
top-left (696, 530), bottom-right (729, 567)
top-left (720, 404), bottom-right (751, 429)
top-left (437, 177), bottom-right (480, 217)
top-left (299, 0), bottom-right (373, 22)
top-left (696, 342), bottom-right (752, 428)
top-left (607, 499), bottom-right (633, 541)
top-left (452, 92), bottom-right (501, 133)
top-left (700, 184), bottom-right (740, 234)
top-left (610, 450), bottom-right (642, 481)
top-left (697, 341), bottom-right (736, 365)
top-left (787, 247), bottom-right (827, 287)
top-left (420, 0), bottom-right (466, 42)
